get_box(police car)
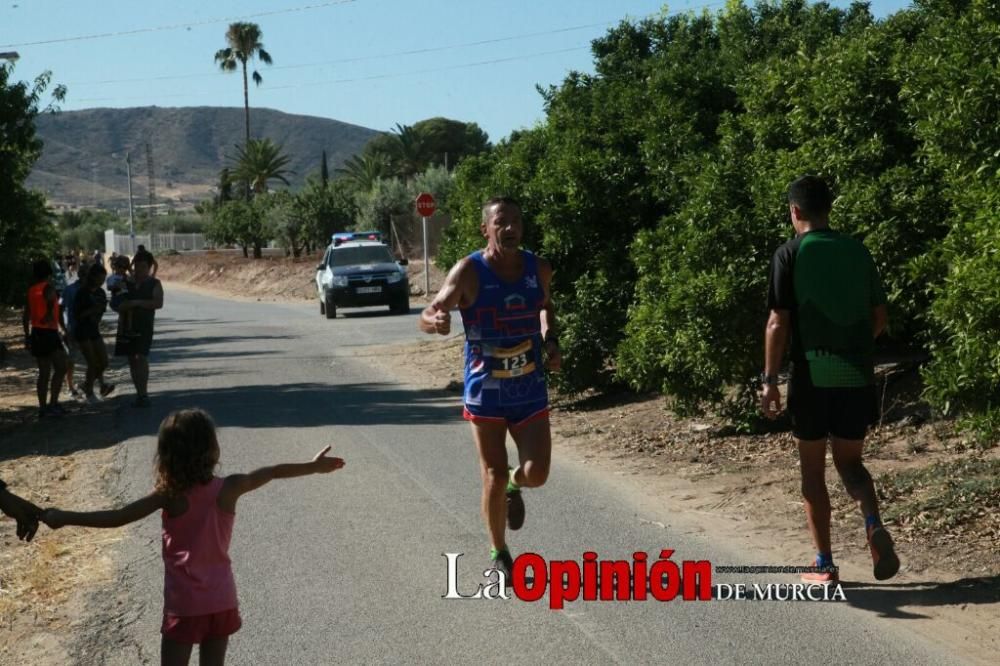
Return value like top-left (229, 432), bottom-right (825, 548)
top-left (315, 234), bottom-right (409, 319)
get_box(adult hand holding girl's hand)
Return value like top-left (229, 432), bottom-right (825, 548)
top-left (40, 508), bottom-right (68, 529)
top-left (311, 446), bottom-right (345, 474)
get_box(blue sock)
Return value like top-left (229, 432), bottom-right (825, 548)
top-left (865, 514), bottom-right (881, 531)
top-left (816, 552), bottom-right (834, 568)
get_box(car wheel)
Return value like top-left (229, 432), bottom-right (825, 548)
top-left (391, 296), bottom-right (410, 315)
top-left (325, 292), bottom-right (337, 319)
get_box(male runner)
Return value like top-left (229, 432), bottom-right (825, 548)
top-left (761, 175), bottom-right (899, 583)
top-left (420, 196), bottom-right (561, 579)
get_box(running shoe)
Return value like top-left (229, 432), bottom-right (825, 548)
top-left (867, 525), bottom-right (900, 581)
top-left (68, 386), bottom-right (82, 399)
top-left (99, 383), bottom-right (116, 398)
top-left (506, 487), bottom-right (525, 531)
top-left (133, 395), bottom-right (151, 408)
top-left (490, 549), bottom-right (514, 587)
top-left (84, 393), bottom-right (99, 405)
top-left (801, 564), bottom-right (839, 584)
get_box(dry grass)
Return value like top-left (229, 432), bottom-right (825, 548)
top-left (0, 308), bottom-right (122, 664)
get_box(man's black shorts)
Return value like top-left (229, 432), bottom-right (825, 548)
top-left (115, 331), bottom-right (153, 357)
top-left (787, 364), bottom-right (879, 441)
top-left (30, 329), bottom-right (64, 358)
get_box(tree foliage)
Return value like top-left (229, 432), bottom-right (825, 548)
top-left (215, 22), bottom-right (273, 144)
top-left (440, 0), bottom-right (1000, 420)
top-left (362, 117), bottom-right (491, 181)
top-left (0, 65), bottom-right (64, 304)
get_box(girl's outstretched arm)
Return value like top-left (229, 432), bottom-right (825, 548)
top-left (42, 492), bottom-right (167, 529)
top-left (218, 446), bottom-right (344, 513)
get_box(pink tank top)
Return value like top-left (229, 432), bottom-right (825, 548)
top-left (162, 477), bottom-right (238, 616)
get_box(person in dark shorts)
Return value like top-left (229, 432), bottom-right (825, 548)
top-left (22, 259), bottom-right (68, 417)
top-left (116, 253), bottom-right (163, 407)
top-left (74, 263), bottom-right (116, 402)
top-left (761, 175), bottom-right (899, 583)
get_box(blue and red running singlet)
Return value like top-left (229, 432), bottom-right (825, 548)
top-left (460, 250), bottom-right (548, 410)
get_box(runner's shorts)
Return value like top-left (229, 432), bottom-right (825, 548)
top-left (787, 365), bottom-right (879, 441)
top-left (463, 400), bottom-right (550, 431)
top-left (30, 329), bottom-right (64, 358)
top-left (161, 608), bottom-right (241, 644)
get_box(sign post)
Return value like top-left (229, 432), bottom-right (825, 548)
top-left (415, 192), bottom-right (437, 298)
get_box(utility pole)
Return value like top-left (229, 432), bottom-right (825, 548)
top-left (146, 142), bottom-right (156, 250)
top-left (126, 152), bottom-right (136, 255)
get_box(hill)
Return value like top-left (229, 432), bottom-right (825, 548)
top-left (28, 106), bottom-right (379, 210)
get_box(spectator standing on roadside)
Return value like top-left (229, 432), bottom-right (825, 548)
top-left (60, 259), bottom-right (89, 399)
top-left (75, 263), bottom-right (116, 402)
top-left (132, 244), bottom-right (159, 278)
top-left (116, 253), bottom-right (163, 407)
top-left (22, 259), bottom-right (68, 417)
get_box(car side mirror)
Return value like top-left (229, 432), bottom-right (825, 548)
top-left (398, 259), bottom-right (409, 266)
top-left (316, 264), bottom-right (325, 271)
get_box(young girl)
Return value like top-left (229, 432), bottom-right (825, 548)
top-left (41, 409), bottom-right (345, 666)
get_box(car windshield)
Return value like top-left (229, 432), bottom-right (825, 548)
top-left (330, 245), bottom-right (395, 267)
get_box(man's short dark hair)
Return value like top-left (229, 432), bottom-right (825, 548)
top-left (482, 196), bottom-right (522, 223)
top-left (88, 263), bottom-right (107, 280)
top-left (32, 259), bottom-right (52, 281)
top-left (787, 175), bottom-right (833, 220)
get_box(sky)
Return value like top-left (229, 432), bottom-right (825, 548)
top-left (2, 0), bottom-right (913, 142)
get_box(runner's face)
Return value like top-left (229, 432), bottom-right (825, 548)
top-left (482, 204), bottom-right (522, 252)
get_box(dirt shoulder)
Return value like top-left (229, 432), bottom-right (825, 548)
top-left (154, 251), bottom-right (446, 303)
top-left (0, 308), bottom-right (131, 665)
top-left (367, 334), bottom-right (999, 664)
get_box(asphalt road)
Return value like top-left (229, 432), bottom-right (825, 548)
top-left (79, 288), bottom-right (969, 665)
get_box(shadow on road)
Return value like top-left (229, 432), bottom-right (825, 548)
top-left (0, 381), bottom-right (461, 465)
top-left (841, 575), bottom-right (1000, 619)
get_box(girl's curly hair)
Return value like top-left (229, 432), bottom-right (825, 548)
top-left (155, 409), bottom-right (219, 497)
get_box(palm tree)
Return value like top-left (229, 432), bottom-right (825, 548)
top-left (230, 138), bottom-right (293, 194)
top-left (388, 123), bottom-right (426, 180)
top-left (214, 22), bottom-right (273, 146)
top-left (336, 152), bottom-right (390, 192)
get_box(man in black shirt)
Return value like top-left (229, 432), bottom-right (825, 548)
top-left (762, 175), bottom-right (899, 583)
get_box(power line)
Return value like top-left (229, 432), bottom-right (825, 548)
top-left (67, 21), bottom-right (621, 86)
top-left (72, 45), bottom-right (590, 104)
top-left (64, 1), bottom-right (727, 89)
top-left (263, 46), bottom-right (591, 91)
top-left (0, 0), bottom-right (359, 48)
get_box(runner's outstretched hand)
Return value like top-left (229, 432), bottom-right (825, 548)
top-left (311, 446), bottom-right (346, 474)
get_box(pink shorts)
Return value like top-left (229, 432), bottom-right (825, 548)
top-left (161, 608), bottom-right (242, 644)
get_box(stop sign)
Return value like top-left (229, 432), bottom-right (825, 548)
top-left (415, 192), bottom-right (436, 217)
